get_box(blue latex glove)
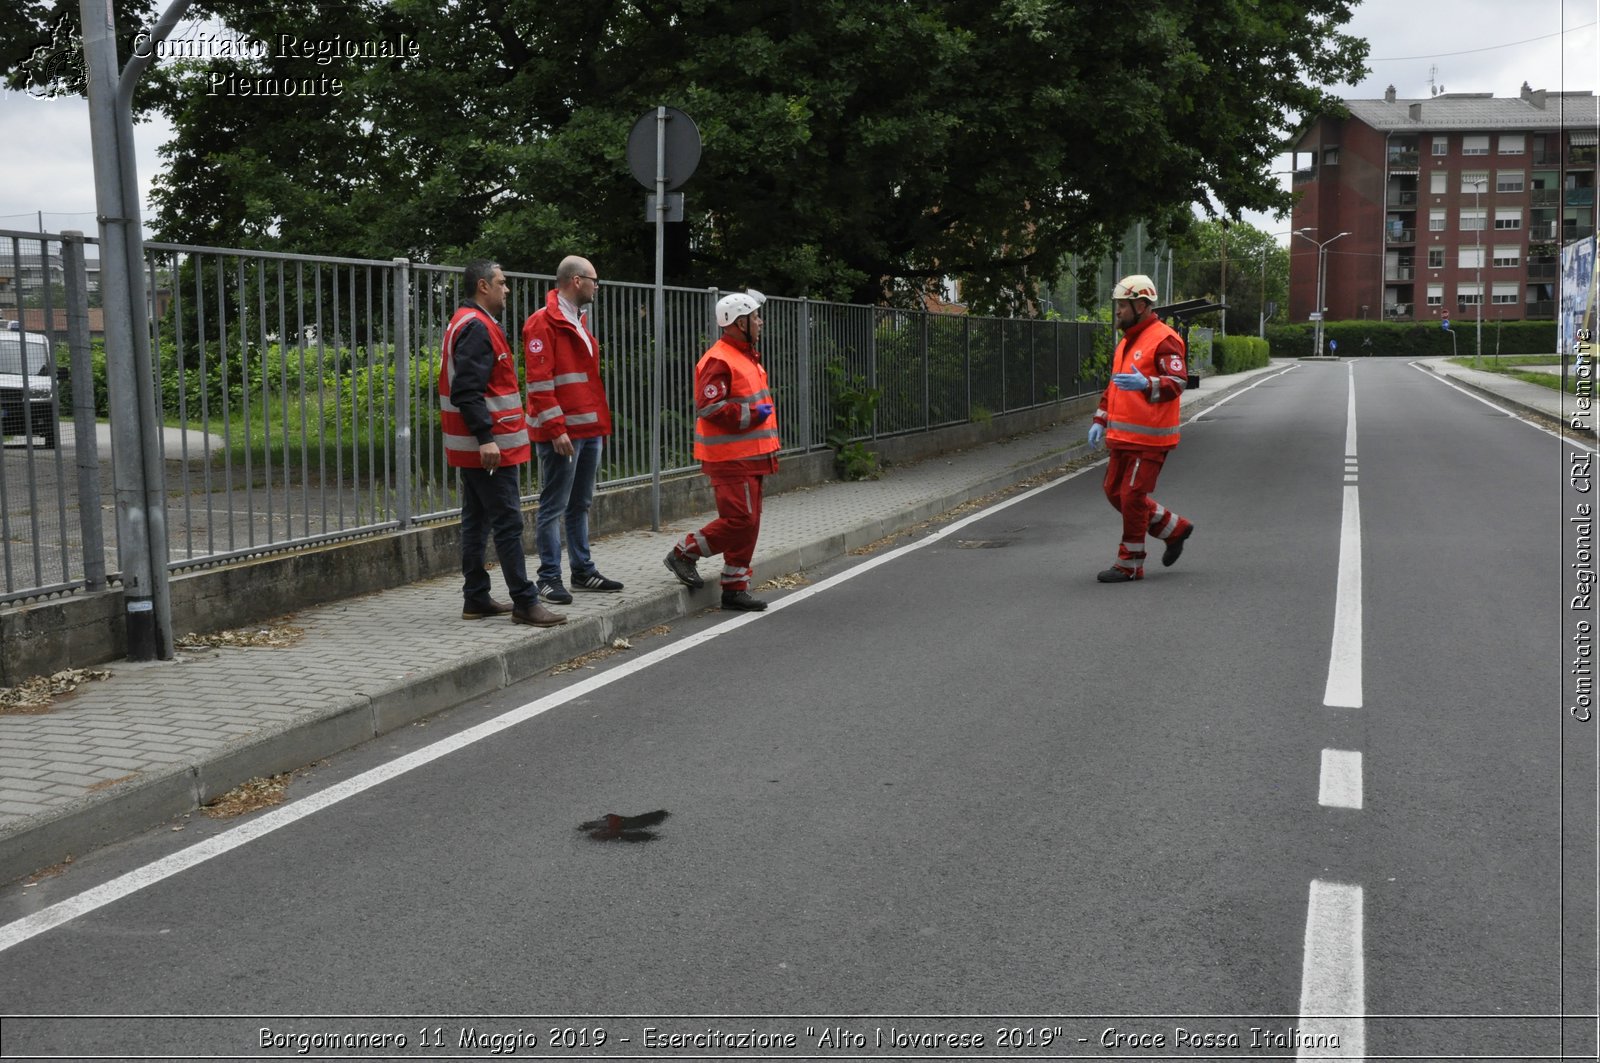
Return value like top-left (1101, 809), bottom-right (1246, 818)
top-left (1087, 423), bottom-right (1105, 450)
top-left (753, 402), bottom-right (774, 423)
top-left (1111, 369), bottom-right (1150, 392)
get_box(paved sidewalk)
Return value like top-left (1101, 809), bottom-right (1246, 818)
top-left (0, 360), bottom-right (1382, 882)
top-left (1417, 356), bottom-right (1595, 435)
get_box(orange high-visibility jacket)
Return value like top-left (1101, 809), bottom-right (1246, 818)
top-left (692, 338), bottom-right (780, 463)
top-left (1101, 316), bottom-right (1186, 449)
top-left (438, 305), bottom-right (531, 468)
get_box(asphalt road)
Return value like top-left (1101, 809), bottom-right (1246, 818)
top-left (0, 361), bottom-right (1593, 1060)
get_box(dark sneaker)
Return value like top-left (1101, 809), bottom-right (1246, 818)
top-left (512, 601), bottom-right (567, 627)
top-left (538, 579), bottom-right (573, 605)
top-left (1096, 566), bottom-right (1143, 583)
top-left (462, 597), bottom-right (512, 620)
top-left (663, 550), bottom-right (704, 589)
top-left (572, 572), bottom-right (624, 592)
top-left (721, 589), bottom-right (768, 611)
top-left (1162, 524), bottom-right (1193, 567)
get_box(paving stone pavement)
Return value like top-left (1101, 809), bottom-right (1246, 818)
top-left (7, 357), bottom-right (1539, 883)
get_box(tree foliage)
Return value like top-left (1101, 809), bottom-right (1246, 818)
top-left (5, 1), bottom-right (1367, 311)
top-left (1168, 218), bottom-right (1292, 333)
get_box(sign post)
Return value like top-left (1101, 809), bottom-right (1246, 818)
top-left (626, 107), bottom-right (701, 530)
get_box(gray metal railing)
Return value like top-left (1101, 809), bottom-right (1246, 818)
top-left (0, 229), bottom-right (1112, 604)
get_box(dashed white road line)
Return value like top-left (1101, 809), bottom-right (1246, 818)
top-left (1318, 749), bottom-right (1364, 810)
top-left (1298, 880), bottom-right (1367, 1058)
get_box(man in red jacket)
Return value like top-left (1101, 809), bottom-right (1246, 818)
top-left (522, 255), bottom-right (622, 605)
top-left (663, 289), bottom-right (779, 611)
top-left (1086, 274), bottom-right (1195, 583)
top-left (440, 259), bottom-right (565, 627)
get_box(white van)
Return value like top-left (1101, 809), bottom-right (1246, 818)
top-left (0, 329), bottom-right (58, 448)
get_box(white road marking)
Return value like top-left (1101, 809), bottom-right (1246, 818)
top-left (1298, 880), bottom-right (1366, 1058)
top-left (1324, 365), bottom-right (1363, 708)
top-left (1186, 363), bottom-right (1299, 423)
top-left (0, 457), bottom-right (1112, 954)
top-left (1318, 750), bottom-right (1364, 809)
top-left (1408, 361), bottom-right (1597, 454)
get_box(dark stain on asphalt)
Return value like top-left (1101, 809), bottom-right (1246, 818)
top-left (578, 809), bottom-right (669, 843)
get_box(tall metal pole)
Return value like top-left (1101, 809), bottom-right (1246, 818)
top-left (649, 106), bottom-right (666, 531)
top-left (1474, 178), bottom-right (1484, 367)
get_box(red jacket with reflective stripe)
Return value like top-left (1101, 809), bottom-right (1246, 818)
top-left (438, 304), bottom-right (530, 468)
top-left (1095, 314), bottom-right (1186, 450)
top-left (521, 289), bottom-right (612, 442)
top-left (693, 336), bottom-right (780, 464)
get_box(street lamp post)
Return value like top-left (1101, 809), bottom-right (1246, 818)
top-left (1473, 177), bottom-right (1486, 368)
top-left (1294, 228), bottom-right (1350, 356)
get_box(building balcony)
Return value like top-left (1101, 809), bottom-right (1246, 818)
top-left (1533, 151), bottom-right (1561, 165)
top-left (1385, 265), bottom-right (1416, 282)
top-left (1386, 150), bottom-right (1420, 170)
top-left (1566, 187), bottom-right (1596, 207)
top-left (1385, 227), bottom-right (1416, 243)
top-left (1566, 224), bottom-right (1597, 242)
top-left (1385, 303), bottom-right (1413, 319)
top-left (1385, 190), bottom-right (1419, 207)
top-left (1528, 262), bottom-right (1558, 280)
top-left (1531, 188), bottom-right (1560, 207)
top-left (1525, 300), bottom-right (1555, 318)
top-left (1529, 221), bottom-right (1559, 240)
top-left (1572, 146), bottom-right (1598, 167)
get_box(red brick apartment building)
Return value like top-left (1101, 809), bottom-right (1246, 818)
top-left (1290, 83), bottom-right (1597, 325)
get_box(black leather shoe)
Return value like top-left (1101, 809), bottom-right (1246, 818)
top-left (1096, 566), bottom-right (1143, 583)
top-left (462, 597), bottom-right (513, 619)
top-left (721, 590), bottom-right (768, 611)
top-left (663, 550), bottom-right (704, 588)
top-left (1162, 525), bottom-right (1193, 567)
top-left (512, 601), bottom-right (567, 627)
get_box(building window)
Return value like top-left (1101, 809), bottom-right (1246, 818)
top-left (1461, 170), bottom-right (1489, 193)
top-left (1496, 171), bottom-right (1525, 193)
top-left (1462, 135), bottom-right (1490, 156)
top-left (1494, 208), bottom-right (1522, 230)
top-left (1432, 136), bottom-right (1449, 156)
top-left (1430, 208), bottom-right (1447, 231)
top-left (1428, 248), bottom-right (1445, 268)
top-left (1457, 284), bottom-right (1484, 307)
top-left (1430, 171), bottom-right (1448, 194)
top-left (1499, 134), bottom-right (1525, 155)
top-left (1492, 245), bottom-right (1521, 268)
top-left (1459, 208), bottom-right (1487, 231)
top-left (1426, 284), bottom-right (1444, 306)
top-left (1323, 147), bottom-right (1340, 166)
top-left (1459, 247), bottom-right (1485, 269)
top-left (1491, 283), bottom-right (1519, 304)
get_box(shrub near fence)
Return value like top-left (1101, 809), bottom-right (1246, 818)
top-left (1212, 335), bottom-right (1270, 373)
top-left (1265, 320), bottom-right (1558, 358)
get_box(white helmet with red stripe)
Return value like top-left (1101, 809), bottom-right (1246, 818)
top-left (1111, 274), bottom-right (1159, 303)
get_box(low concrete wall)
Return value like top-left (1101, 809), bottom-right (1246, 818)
top-left (1, 395), bottom-right (1095, 681)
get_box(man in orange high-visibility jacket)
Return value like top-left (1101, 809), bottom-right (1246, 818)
top-left (439, 259), bottom-right (565, 627)
top-left (663, 289), bottom-right (780, 611)
top-left (1086, 274), bottom-right (1195, 583)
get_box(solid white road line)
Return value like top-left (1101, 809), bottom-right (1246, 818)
top-left (1318, 749), bottom-right (1364, 809)
top-left (1324, 366), bottom-right (1363, 709)
top-left (0, 456), bottom-right (1114, 955)
top-left (1408, 360), bottom-right (1597, 454)
top-left (1187, 362), bottom-right (1299, 424)
top-left (1298, 880), bottom-right (1366, 1058)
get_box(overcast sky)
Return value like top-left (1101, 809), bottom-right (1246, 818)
top-left (1, 1), bottom-right (1596, 247)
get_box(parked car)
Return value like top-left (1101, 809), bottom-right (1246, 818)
top-left (0, 330), bottom-right (59, 448)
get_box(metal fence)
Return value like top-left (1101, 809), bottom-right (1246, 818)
top-left (0, 228), bottom-right (1111, 605)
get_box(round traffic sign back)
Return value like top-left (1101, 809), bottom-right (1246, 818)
top-left (627, 107), bottom-right (702, 191)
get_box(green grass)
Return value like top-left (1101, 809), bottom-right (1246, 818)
top-left (1448, 354), bottom-right (1591, 394)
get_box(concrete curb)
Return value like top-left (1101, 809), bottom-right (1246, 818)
top-left (0, 371), bottom-right (1266, 884)
top-left (1418, 361), bottom-right (1596, 437)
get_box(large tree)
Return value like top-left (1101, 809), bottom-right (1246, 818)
top-left (1168, 218), bottom-right (1292, 334)
top-left (7, 1), bottom-right (1366, 310)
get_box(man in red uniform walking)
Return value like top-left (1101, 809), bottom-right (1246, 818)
top-left (1087, 274), bottom-right (1195, 583)
top-left (663, 289), bottom-right (779, 611)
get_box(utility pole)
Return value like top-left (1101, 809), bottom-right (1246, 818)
top-left (80, 0), bottom-right (193, 660)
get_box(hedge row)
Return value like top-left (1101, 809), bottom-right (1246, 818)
top-left (1212, 335), bottom-right (1270, 373)
top-left (1263, 319), bottom-right (1558, 358)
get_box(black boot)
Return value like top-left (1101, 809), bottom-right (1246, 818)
top-left (721, 589), bottom-right (768, 611)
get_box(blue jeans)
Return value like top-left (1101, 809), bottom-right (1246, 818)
top-left (459, 465), bottom-right (535, 606)
top-left (535, 437), bottom-right (603, 584)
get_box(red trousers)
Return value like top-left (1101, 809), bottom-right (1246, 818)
top-left (677, 474), bottom-right (764, 590)
top-left (1102, 448), bottom-right (1190, 574)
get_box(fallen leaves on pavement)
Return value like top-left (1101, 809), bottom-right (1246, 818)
top-left (550, 637), bottom-right (634, 675)
top-left (177, 620), bottom-right (305, 650)
top-left (0, 668), bottom-right (114, 714)
top-left (201, 773), bottom-right (292, 818)
top-left (757, 574), bottom-right (811, 591)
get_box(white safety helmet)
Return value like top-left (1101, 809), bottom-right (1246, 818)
top-left (716, 289), bottom-right (767, 327)
top-left (1110, 274), bottom-right (1159, 303)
